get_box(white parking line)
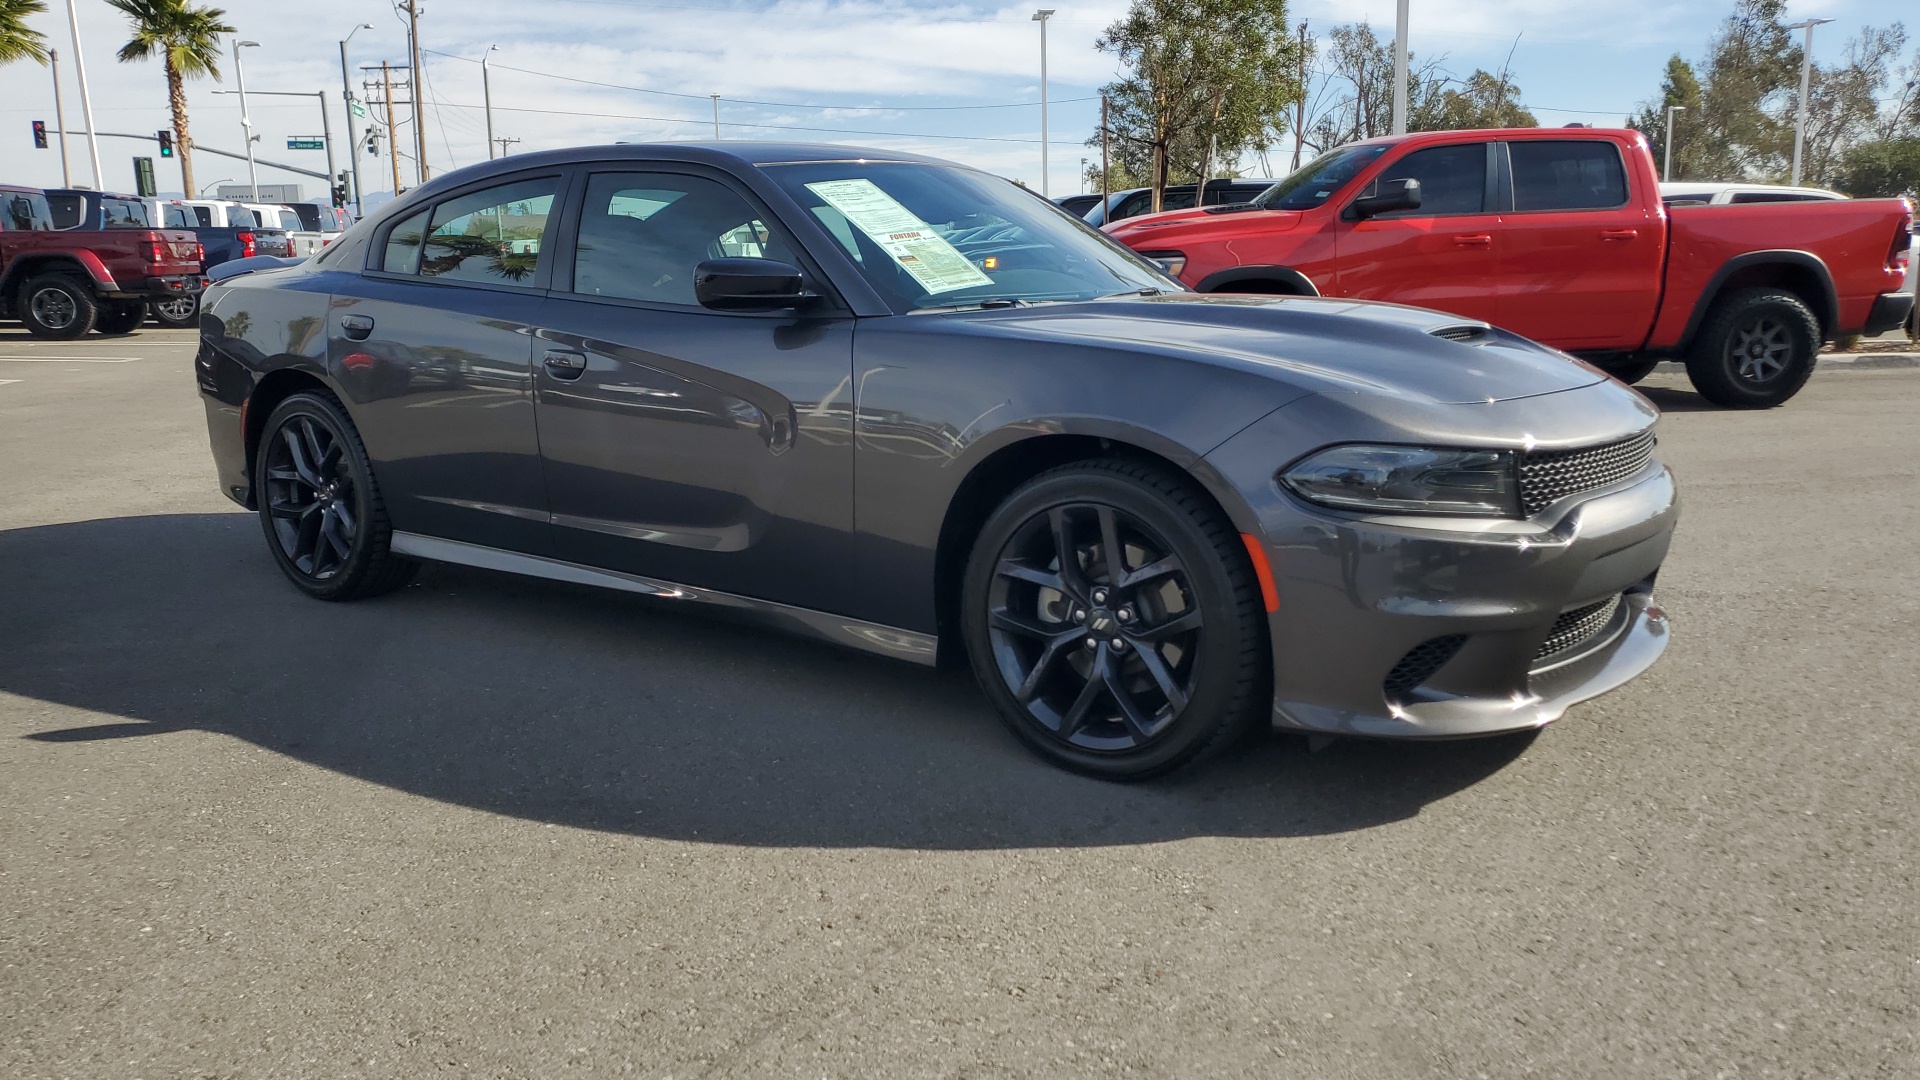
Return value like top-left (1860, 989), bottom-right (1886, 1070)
top-left (0, 356), bottom-right (140, 363)
top-left (0, 378), bottom-right (21, 386)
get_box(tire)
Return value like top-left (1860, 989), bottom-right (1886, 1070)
top-left (1597, 355), bottom-right (1661, 386)
top-left (18, 274), bottom-right (98, 339)
top-left (1685, 288), bottom-right (1821, 408)
top-left (150, 295), bottom-right (198, 329)
top-left (960, 458), bottom-right (1268, 780)
top-left (254, 391), bottom-right (417, 601)
top-left (94, 301), bottom-right (146, 336)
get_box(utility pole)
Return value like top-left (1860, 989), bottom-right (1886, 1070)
top-left (1293, 21), bottom-right (1308, 171)
top-left (63, 0), bottom-right (103, 189)
top-left (1033, 9), bottom-right (1054, 197)
top-left (1391, 0), bottom-right (1409, 135)
top-left (49, 48), bottom-right (72, 187)
top-left (1786, 17), bottom-right (1833, 186)
top-left (1663, 104), bottom-right (1685, 182)
top-left (493, 136), bottom-right (519, 157)
top-left (404, 0), bottom-right (428, 183)
top-left (483, 45), bottom-right (499, 158)
top-left (382, 61), bottom-right (403, 194)
top-left (341, 23), bottom-right (372, 214)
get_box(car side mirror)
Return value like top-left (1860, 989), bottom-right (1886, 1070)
top-left (694, 257), bottom-right (816, 312)
top-left (1351, 177), bottom-right (1423, 219)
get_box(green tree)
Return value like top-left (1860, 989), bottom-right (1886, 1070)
top-left (1630, 55), bottom-right (1708, 179)
top-left (1093, 0), bottom-right (1302, 212)
top-left (1694, 0), bottom-right (1800, 179)
top-left (1835, 137), bottom-right (1920, 196)
top-left (0, 0), bottom-right (49, 66)
top-left (1800, 25), bottom-right (1906, 187)
top-left (105, 0), bottom-right (234, 197)
top-left (1296, 22), bottom-right (1521, 155)
top-left (1413, 68), bottom-right (1537, 131)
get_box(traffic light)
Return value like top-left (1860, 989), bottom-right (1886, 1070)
top-left (331, 183), bottom-right (348, 207)
top-left (157, 129), bottom-right (173, 157)
top-left (32, 120), bottom-right (47, 149)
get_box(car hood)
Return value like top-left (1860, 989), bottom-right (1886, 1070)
top-left (1107, 206), bottom-right (1304, 242)
top-left (951, 294), bottom-right (1606, 405)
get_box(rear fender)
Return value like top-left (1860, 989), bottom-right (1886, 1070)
top-left (0, 249), bottom-right (115, 296)
top-left (1679, 250), bottom-right (1838, 347)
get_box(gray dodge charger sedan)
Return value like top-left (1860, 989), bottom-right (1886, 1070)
top-left (194, 143), bottom-right (1677, 779)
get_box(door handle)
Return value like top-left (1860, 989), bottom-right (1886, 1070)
top-left (543, 350), bottom-right (587, 380)
top-left (1452, 234), bottom-right (1492, 248)
top-left (1600, 229), bottom-right (1639, 241)
top-left (339, 313), bottom-right (373, 340)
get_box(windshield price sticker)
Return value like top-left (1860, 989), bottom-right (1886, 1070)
top-left (804, 179), bottom-right (992, 295)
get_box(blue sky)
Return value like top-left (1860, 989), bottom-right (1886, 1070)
top-left (0, 0), bottom-right (1912, 200)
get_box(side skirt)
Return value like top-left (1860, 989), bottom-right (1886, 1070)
top-left (388, 532), bottom-right (938, 666)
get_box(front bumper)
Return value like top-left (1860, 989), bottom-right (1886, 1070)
top-left (1205, 382), bottom-right (1676, 740)
top-left (1863, 290), bottom-right (1914, 336)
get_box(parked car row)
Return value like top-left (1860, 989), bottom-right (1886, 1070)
top-left (0, 183), bottom-right (204, 338)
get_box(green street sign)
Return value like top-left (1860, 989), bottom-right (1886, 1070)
top-left (286, 137), bottom-right (325, 150)
top-left (349, 100), bottom-right (366, 118)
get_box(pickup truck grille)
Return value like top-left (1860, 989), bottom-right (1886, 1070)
top-left (1518, 429), bottom-right (1656, 516)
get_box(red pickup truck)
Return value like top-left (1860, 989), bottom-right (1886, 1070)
top-left (0, 184), bottom-right (204, 339)
top-left (1107, 128), bottom-right (1913, 407)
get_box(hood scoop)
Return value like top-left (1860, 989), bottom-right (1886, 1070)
top-left (1428, 323), bottom-right (1492, 345)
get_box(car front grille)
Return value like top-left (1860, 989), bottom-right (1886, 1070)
top-left (1519, 429), bottom-right (1656, 516)
top-left (1383, 634), bottom-right (1468, 697)
top-left (1534, 594), bottom-right (1624, 661)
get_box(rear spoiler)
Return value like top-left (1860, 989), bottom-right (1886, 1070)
top-left (207, 254), bottom-right (303, 283)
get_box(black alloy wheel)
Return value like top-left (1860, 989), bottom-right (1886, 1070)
top-left (94, 301), bottom-right (146, 336)
top-left (962, 459), bottom-right (1267, 780)
top-left (18, 274), bottom-right (97, 339)
top-left (150, 296), bottom-right (198, 329)
top-left (1686, 287), bottom-right (1820, 408)
top-left (255, 392), bottom-right (416, 601)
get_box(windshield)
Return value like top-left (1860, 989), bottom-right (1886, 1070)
top-left (761, 161), bottom-right (1176, 312)
top-left (1253, 144), bottom-right (1389, 211)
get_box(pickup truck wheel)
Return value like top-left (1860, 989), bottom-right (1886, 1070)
top-left (150, 296), bottom-right (198, 329)
top-left (19, 274), bottom-right (98, 340)
top-left (94, 301), bottom-right (146, 336)
top-left (1686, 288), bottom-right (1820, 408)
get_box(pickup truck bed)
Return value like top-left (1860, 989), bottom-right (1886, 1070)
top-left (1109, 127), bottom-right (1913, 408)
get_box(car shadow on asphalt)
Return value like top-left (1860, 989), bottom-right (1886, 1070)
top-left (1, 513), bottom-right (1538, 849)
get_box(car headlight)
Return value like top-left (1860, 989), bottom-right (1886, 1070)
top-left (1280, 444), bottom-right (1521, 517)
top-left (1138, 250), bottom-right (1186, 278)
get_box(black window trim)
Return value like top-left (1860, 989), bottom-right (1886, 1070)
top-left (1498, 138), bottom-right (1633, 215)
top-left (1342, 139), bottom-right (1498, 221)
top-left (546, 160), bottom-right (851, 319)
top-left (362, 168), bottom-right (575, 296)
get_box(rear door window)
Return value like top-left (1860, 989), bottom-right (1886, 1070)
top-left (102, 198), bottom-right (151, 228)
top-left (3, 191), bottom-right (55, 231)
top-left (1374, 143), bottom-right (1487, 216)
top-left (1509, 141), bottom-right (1629, 212)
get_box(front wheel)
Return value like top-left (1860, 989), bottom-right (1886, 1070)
top-left (150, 295), bottom-right (198, 329)
top-left (961, 459), bottom-right (1269, 780)
top-left (1685, 288), bottom-right (1820, 408)
top-left (255, 391), bottom-right (417, 601)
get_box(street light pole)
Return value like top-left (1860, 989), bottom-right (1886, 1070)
top-left (341, 23), bottom-right (372, 214)
top-left (1663, 104), bottom-right (1685, 182)
top-left (233, 39), bottom-right (261, 200)
top-left (1033, 9), bottom-right (1054, 197)
top-left (483, 45), bottom-right (499, 158)
top-left (49, 48), bottom-right (72, 187)
top-left (710, 93), bottom-right (720, 139)
top-left (1390, 0), bottom-right (1409, 135)
top-left (63, 0), bottom-right (103, 189)
top-left (1786, 18), bottom-right (1832, 186)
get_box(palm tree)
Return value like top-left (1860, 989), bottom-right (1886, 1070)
top-left (0, 0), bottom-right (50, 67)
top-left (106, 0), bottom-right (233, 196)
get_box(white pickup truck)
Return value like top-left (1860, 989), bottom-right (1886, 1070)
top-left (241, 202), bottom-right (325, 257)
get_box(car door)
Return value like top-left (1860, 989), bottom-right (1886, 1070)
top-left (1492, 138), bottom-right (1662, 351)
top-left (326, 171), bottom-right (568, 556)
top-left (1333, 140), bottom-right (1502, 325)
top-left (529, 166), bottom-right (856, 614)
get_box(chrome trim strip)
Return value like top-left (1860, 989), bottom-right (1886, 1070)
top-left (550, 512), bottom-right (751, 552)
top-left (417, 495), bottom-right (551, 523)
top-left (388, 532), bottom-right (938, 666)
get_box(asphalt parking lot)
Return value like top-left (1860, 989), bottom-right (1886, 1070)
top-left (1, 326), bottom-right (1914, 1079)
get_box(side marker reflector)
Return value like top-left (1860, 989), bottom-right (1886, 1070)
top-left (1240, 533), bottom-right (1279, 613)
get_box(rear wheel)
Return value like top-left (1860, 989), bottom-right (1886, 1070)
top-left (961, 459), bottom-right (1268, 780)
top-left (1685, 288), bottom-right (1820, 408)
top-left (255, 391), bottom-right (417, 601)
top-left (94, 301), bottom-right (146, 336)
top-left (18, 274), bottom-right (97, 339)
top-left (150, 296), bottom-right (198, 329)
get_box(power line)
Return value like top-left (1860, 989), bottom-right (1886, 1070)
top-left (422, 48), bottom-right (1098, 111)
